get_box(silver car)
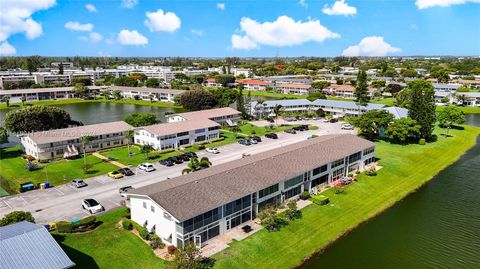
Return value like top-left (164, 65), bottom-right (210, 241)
top-left (71, 179), bottom-right (87, 188)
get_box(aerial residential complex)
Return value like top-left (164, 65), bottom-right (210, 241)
top-left (249, 99), bottom-right (409, 118)
top-left (135, 107), bottom-right (240, 150)
top-left (127, 134), bottom-right (376, 247)
top-left (21, 121), bottom-right (133, 160)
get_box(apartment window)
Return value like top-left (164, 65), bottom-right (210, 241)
top-left (311, 174), bottom-right (329, 188)
top-left (284, 175), bottom-right (303, 189)
top-left (364, 157), bottom-right (376, 166)
top-left (348, 152), bottom-right (362, 163)
top-left (151, 206), bottom-right (155, 213)
top-left (177, 131), bottom-right (189, 137)
top-left (363, 147), bottom-right (375, 155)
top-left (143, 202), bottom-right (147, 209)
top-left (195, 129), bottom-right (205, 134)
top-left (313, 164), bottom-right (328, 176)
top-left (259, 184), bottom-right (279, 199)
top-left (331, 158), bottom-right (345, 169)
top-left (208, 126), bottom-right (220, 131)
top-left (332, 168), bottom-right (345, 180)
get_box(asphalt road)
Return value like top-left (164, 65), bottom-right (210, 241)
top-left (0, 120), bottom-right (354, 224)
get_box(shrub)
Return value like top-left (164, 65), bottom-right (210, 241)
top-left (75, 216), bottom-right (97, 232)
top-left (365, 168), bottom-right (377, 176)
top-left (24, 161), bottom-right (38, 171)
top-left (150, 234), bottom-right (165, 249)
top-left (57, 221), bottom-right (74, 233)
top-left (167, 245), bottom-right (176, 254)
top-left (122, 219), bottom-right (133, 230)
top-left (147, 152), bottom-right (162, 160)
top-left (308, 126), bottom-right (319, 130)
top-left (138, 227), bottom-right (149, 240)
top-left (209, 137), bottom-right (225, 143)
top-left (0, 211), bottom-right (35, 226)
top-left (198, 144), bottom-right (206, 150)
top-left (299, 191), bottom-right (310, 200)
top-left (334, 186), bottom-right (345, 194)
top-left (419, 138), bottom-right (426, 145)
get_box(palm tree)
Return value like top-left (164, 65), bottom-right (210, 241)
top-left (255, 99), bottom-right (265, 118)
top-left (272, 104), bottom-right (283, 125)
top-left (81, 136), bottom-right (94, 172)
top-left (2, 96), bottom-right (10, 107)
top-left (149, 94), bottom-right (154, 103)
top-left (125, 129), bottom-right (134, 156)
top-left (101, 90), bottom-right (110, 100)
top-left (182, 157), bottom-right (211, 174)
top-left (91, 88), bottom-right (99, 100)
top-left (20, 95), bottom-right (26, 106)
top-left (141, 145), bottom-right (153, 160)
top-left (455, 94), bottom-right (469, 106)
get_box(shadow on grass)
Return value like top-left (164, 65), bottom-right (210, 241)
top-left (0, 147), bottom-right (23, 160)
top-left (53, 233), bottom-right (100, 269)
top-left (84, 170), bottom-right (100, 175)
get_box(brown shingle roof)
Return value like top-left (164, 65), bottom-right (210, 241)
top-left (131, 134), bottom-right (375, 222)
top-left (142, 119), bottom-right (219, 137)
top-left (25, 121), bottom-right (132, 144)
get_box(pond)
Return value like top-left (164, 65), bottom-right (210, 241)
top-left (300, 114), bottom-right (480, 269)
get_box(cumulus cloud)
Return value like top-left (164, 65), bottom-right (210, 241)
top-left (85, 4), bottom-right (97, 12)
top-left (217, 3), bottom-right (225, 10)
top-left (416, 0), bottom-right (480, 9)
top-left (231, 16), bottom-right (339, 50)
top-left (0, 0), bottom-right (56, 43)
top-left (121, 0), bottom-right (138, 9)
top-left (65, 21), bottom-right (94, 32)
top-left (117, 29), bottom-right (148, 46)
top-left (190, 29), bottom-right (203, 36)
top-left (80, 32), bottom-right (103, 42)
top-left (322, 0), bottom-right (357, 16)
top-left (0, 41), bottom-right (16, 55)
top-left (144, 9), bottom-right (181, 32)
top-left (342, 36), bottom-right (401, 57)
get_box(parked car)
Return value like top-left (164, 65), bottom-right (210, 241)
top-left (138, 163), bottom-right (156, 172)
top-left (206, 147), bottom-right (220, 154)
top-left (167, 156), bottom-right (183, 164)
top-left (251, 136), bottom-right (262, 142)
top-left (159, 159), bottom-right (175, 166)
top-left (323, 118), bottom-right (330, 123)
top-left (119, 186), bottom-right (135, 197)
top-left (284, 129), bottom-right (296, 134)
top-left (341, 123), bottom-right (354, 130)
top-left (330, 118), bottom-right (339, 123)
top-left (178, 154), bottom-right (191, 162)
top-left (248, 138), bottom-right (258, 144)
top-left (293, 126), bottom-right (304, 131)
top-left (183, 152), bottom-right (197, 158)
top-left (265, 133), bottom-right (278, 139)
top-left (300, 124), bottom-right (310, 130)
top-left (239, 139), bottom-right (251, 145)
top-left (71, 179), bottom-right (87, 188)
top-left (108, 170), bottom-right (124, 179)
top-left (82, 199), bottom-right (104, 214)
top-left (117, 168), bottom-right (134, 176)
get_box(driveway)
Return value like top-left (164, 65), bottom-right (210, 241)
top-left (0, 121), bottom-right (355, 224)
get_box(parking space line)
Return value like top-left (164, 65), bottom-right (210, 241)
top-left (109, 199), bottom-right (121, 207)
top-left (3, 200), bottom-right (12, 210)
top-left (54, 188), bottom-right (64, 196)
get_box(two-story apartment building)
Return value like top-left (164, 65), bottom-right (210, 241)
top-left (107, 86), bottom-right (186, 102)
top-left (127, 134), bottom-right (376, 248)
top-left (276, 83), bottom-right (314, 95)
top-left (21, 121), bottom-right (133, 160)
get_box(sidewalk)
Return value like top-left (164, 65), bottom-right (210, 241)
top-left (92, 152), bottom-right (127, 168)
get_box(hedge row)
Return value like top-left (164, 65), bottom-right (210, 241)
top-left (57, 216), bottom-right (97, 233)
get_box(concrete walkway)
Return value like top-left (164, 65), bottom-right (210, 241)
top-left (92, 152), bottom-right (127, 168)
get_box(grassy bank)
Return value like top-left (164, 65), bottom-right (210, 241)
top-left (212, 125), bottom-right (480, 269)
top-left (53, 208), bottom-right (166, 269)
top-left (436, 105), bottom-right (480, 114)
top-left (0, 146), bottom-right (119, 193)
top-left (0, 97), bottom-right (181, 110)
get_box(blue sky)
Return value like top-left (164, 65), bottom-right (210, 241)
top-left (1, 0), bottom-right (479, 57)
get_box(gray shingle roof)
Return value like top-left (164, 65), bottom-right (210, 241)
top-left (131, 134), bottom-right (375, 222)
top-left (311, 99), bottom-right (386, 110)
top-left (0, 221), bottom-right (75, 269)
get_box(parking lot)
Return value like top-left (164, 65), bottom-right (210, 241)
top-left (0, 120), bottom-right (355, 224)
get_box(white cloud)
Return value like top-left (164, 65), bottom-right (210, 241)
top-left (0, 41), bottom-right (16, 55)
top-left (190, 29), bottom-right (203, 36)
top-left (85, 4), bottom-right (97, 13)
top-left (0, 0), bottom-right (56, 42)
top-left (79, 32), bottom-right (103, 42)
top-left (121, 0), bottom-right (138, 9)
top-left (299, 0), bottom-right (308, 8)
top-left (144, 9), bottom-right (181, 32)
top-left (217, 3), bottom-right (225, 10)
top-left (342, 36), bottom-right (401, 57)
top-left (117, 29), bottom-right (148, 46)
top-left (65, 21), bottom-right (94, 32)
top-left (322, 0), bottom-right (357, 16)
top-left (416, 0), bottom-right (480, 9)
top-left (231, 16), bottom-right (340, 50)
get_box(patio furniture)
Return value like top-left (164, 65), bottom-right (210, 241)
top-left (241, 225), bottom-right (252, 233)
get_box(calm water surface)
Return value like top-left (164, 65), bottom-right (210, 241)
top-left (301, 114), bottom-right (480, 269)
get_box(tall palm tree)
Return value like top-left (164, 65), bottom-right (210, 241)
top-left (125, 129), bottom-right (134, 156)
top-left (20, 95), bottom-right (26, 106)
top-left (2, 96), bottom-right (10, 107)
top-left (81, 136), bottom-right (94, 172)
top-left (141, 145), bottom-right (153, 160)
top-left (272, 104), bottom-right (283, 125)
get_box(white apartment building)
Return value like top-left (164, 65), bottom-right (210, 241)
top-left (107, 86), bottom-right (185, 102)
top-left (127, 134), bottom-right (376, 247)
top-left (21, 121), bottom-right (132, 160)
top-left (0, 86), bottom-right (107, 103)
top-left (276, 83), bottom-right (314, 95)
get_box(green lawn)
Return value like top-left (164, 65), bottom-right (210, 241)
top-left (0, 97), bottom-right (182, 110)
top-left (436, 105), bottom-right (480, 114)
top-left (100, 146), bottom-right (184, 166)
top-left (243, 90), bottom-right (304, 100)
top-left (212, 125), bottom-right (480, 269)
top-left (0, 146), bottom-right (119, 193)
top-left (230, 122), bottom-right (300, 137)
top-left (370, 97), bottom-right (396, 106)
top-left (53, 208), bottom-right (166, 269)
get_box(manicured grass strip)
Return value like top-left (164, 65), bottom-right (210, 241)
top-left (0, 146), bottom-right (119, 192)
top-left (100, 146), bottom-right (184, 166)
top-left (53, 208), bottom-right (166, 269)
top-left (0, 97), bottom-right (182, 110)
top-left (212, 126), bottom-right (480, 269)
top-left (436, 106), bottom-right (480, 114)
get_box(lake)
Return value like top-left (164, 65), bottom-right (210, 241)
top-left (301, 113), bottom-right (480, 269)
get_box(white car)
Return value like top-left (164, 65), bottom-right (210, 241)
top-left (206, 147), bottom-right (220, 154)
top-left (139, 163), bottom-right (156, 172)
top-left (323, 118), bottom-right (330, 123)
top-left (248, 138), bottom-right (258, 144)
top-left (341, 123), bottom-right (354, 130)
top-left (82, 199), bottom-right (104, 214)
